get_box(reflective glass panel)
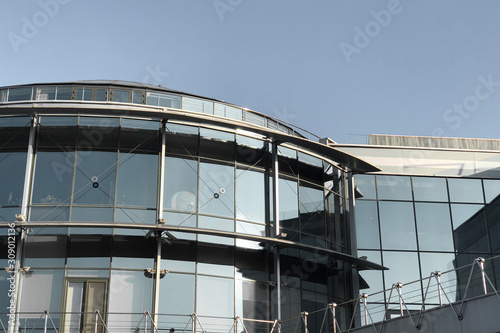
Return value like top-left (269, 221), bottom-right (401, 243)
top-left (279, 178), bottom-right (299, 229)
top-left (56, 86), bottom-right (72, 100)
top-left (299, 184), bottom-right (324, 236)
top-left (451, 204), bottom-right (489, 252)
top-left (32, 152), bottom-right (74, 205)
top-left (107, 270), bottom-right (153, 330)
top-left (159, 273), bottom-right (195, 316)
top-left (484, 179), bottom-right (500, 204)
top-left (19, 269), bottom-right (64, 313)
top-left (36, 86), bottom-right (56, 100)
top-left (199, 162), bottom-right (234, 218)
top-left (113, 90), bottom-right (130, 103)
top-left (236, 168), bottom-right (265, 223)
top-left (355, 201), bottom-right (380, 249)
top-left (415, 203), bottom-right (454, 251)
top-left (354, 174), bottom-right (376, 200)
top-left (357, 250), bottom-right (383, 295)
top-left (486, 204), bottom-right (500, 252)
top-left (164, 156), bottom-right (197, 212)
top-left (0, 152), bottom-right (26, 205)
top-left (116, 153), bottom-right (158, 208)
top-left (379, 201), bottom-right (417, 250)
top-left (419, 252), bottom-right (457, 304)
top-left (182, 97), bottom-right (214, 114)
top-left (8, 87), bottom-right (32, 101)
top-left (412, 177), bottom-right (448, 202)
top-left (73, 151), bottom-right (116, 205)
top-left (382, 251), bottom-right (420, 300)
top-left (196, 275), bottom-right (234, 317)
top-left (114, 208), bottom-right (156, 225)
top-left (376, 175), bottom-right (412, 200)
top-left (448, 178), bottom-right (484, 203)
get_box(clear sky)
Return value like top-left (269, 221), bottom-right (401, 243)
top-left (2, 1), bottom-right (500, 143)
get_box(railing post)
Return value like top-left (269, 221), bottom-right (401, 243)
top-left (330, 303), bottom-right (337, 333)
top-left (95, 310), bottom-right (99, 333)
top-left (44, 311), bottom-right (48, 333)
top-left (433, 271), bottom-right (443, 306)
top-left (191, 313), bottom-right (196, 333)
top-left (144, 311), bottom-right (148, 333)
top-left (396, 283), bottom-right (404, 316)
top-left (301, 312), bottom-right (308, 333)
top-left (361, 293), bottom-right (369, 325)
top-left (477, 257), bottom-right (488, 295)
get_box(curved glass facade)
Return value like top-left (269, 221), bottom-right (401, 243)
top-left (0, 82), bottom-right (380, 332)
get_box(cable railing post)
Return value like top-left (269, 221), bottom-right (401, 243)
top-left (44, 311), bottom-right (48, 333)
top-left (396, 283), bottom-right (404, 316)
top-left (434, 271), bottom-right (443, 306)
top-left (301, 312), bottom-right (308, 333)
top-left (361, 294), bottom-right (369, 326)
top-left (330, 303), bottom-right (337, 333)
top-left (144, 311), bottom-right (148, 333)
top-left (477, 257), bottom-right (488, 295)
top-left (95, 310), bottom-right (99, 333)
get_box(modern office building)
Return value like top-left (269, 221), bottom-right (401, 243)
top-left (1, 81), bottom-right (499, 332)
top-left (0, 81), bottom-right (384, 333)
top-left (334, 135), bottom-right (500, 323)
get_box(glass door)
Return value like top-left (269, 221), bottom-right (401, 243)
top-left (63, 279), bottom-right (107, 333)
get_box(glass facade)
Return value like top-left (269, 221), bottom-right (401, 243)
top-left (354, 172), bottom-right (500, 311)
top-left (0, 82), bottom-right (370, 332)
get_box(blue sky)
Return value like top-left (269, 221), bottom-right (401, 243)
top-left (2, 0), bottom-right (500, 143)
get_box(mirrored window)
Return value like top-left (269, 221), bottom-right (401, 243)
top-left (159, 273), bottom-right (195, 316)
top-left (236, 168), bottom-right (265, 223)
top-left (382, 251), bottom-right (420, 301)
top-left (355, 201), bottom-right (380, 249)
top-left (7, 87), bottom-right (32, 101)
top-left (199, 162), bottom-right (234, 218)
top-left (376, 175), bottom-right (412, 201)
top-left (354, 174), bottom-right (376, 200)
top-left (36, 86), bottom-right (56, 100)
top-left (483, 179), bottom-right (500, 204)
top-left (299, 183), bottom-right (324, 237)
top-left (448, 178), bottom-right (484, 203)
top-left (412, 177), bottom-right (448, 202)
top-left (73, 151), bottom-right (116, 205)
top-left (415, 203), bottom-right (453, 251)
top-left (116, 153), bottom-right (158, 208)
top-left (196, 275), bottom-right (234, 317)
top-left (32, 152), bottom-right (74, 205)
top-left (451, 204), bottom-right (489, 252)
top-left (379, 201), bottom-right (416, 250)
top-left (164, 156), bottom-right (197, 212)
top-left (0, 152), bottom-right (26, 205)
top-left (279, 178), bottom-right (299, 230)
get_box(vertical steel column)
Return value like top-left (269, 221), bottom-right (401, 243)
top-left (272, 141), bottom-right (281, 327)
top-left (152, 121), bottom-right (167, 327)
top-left (12, 116), bottom-right (37, 333)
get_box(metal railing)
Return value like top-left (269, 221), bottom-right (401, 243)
top-left (2, 256), bottom-right (500, 333)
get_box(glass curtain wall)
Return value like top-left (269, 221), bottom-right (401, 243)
top-left (6, 115), bottom-right (354, 332)
top-left (354, 173), bottom-right (500, 318)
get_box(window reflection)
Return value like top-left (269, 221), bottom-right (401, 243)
top-left (448, 178), bottom-right (484, 203)
top-left (379, 201), bottom-right (416, 250)
top-left (32, 152), bottom-right (74, 205)
top-left (0, 152), bottom-right (26, 205)
top-left (116, 153), bottom-right (158, 208)
top-left (73, 151), bottom-right (116, 205)
top-left (415, 203), bottom-right (453, 251)
top-left (412, 177), bottom-right (448, 202)
top-left (164, 157), bottom-right (197, 212)
top-left (198, 162), bottom-right (234, 218)
top-left (376, 175), bottom-right (412, 201)
top-left (279, 178), bottom-right (299, 229)
top-left (196, 275), bottom-right (234, 317)
top-left (236, 168), bottom-right (265, 223)
top-left (355, 201), bottom-right (380, 250)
